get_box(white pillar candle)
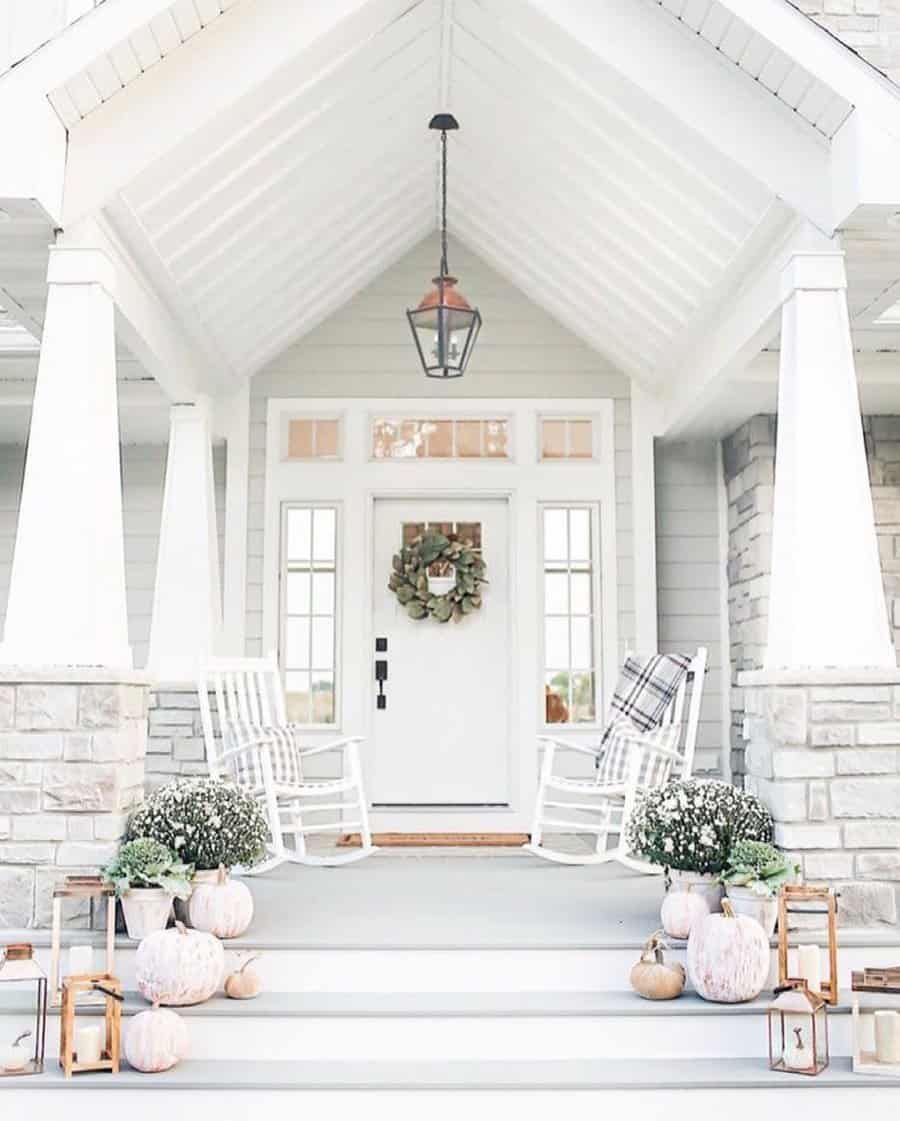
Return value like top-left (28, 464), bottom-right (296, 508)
top-left (874, 1011), bottom-right (900, 1064)
top-left (796, 944), bottom-right (822, 993)
top-left (783, 1014), bottom-right (812, 1070)
top-left (68, 945), bottom-right (94, 976)
top-left (74, 1024), bottom-right (103, 1065)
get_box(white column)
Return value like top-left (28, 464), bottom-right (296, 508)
top-left (1, 247), bottom-right (131, 668)
top-left (766, 248), bottom-right (894, 669)
top-left (631, 384), bottom-right (659, 653)
top-left (221, 383), bottom-right (249, 656)
top-left (147, 399), bottom-right (222, 681)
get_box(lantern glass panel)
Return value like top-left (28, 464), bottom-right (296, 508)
top-left (0, 945), bottom-right (48, 1077)
top-left (407, 304), bottom-right (481, 379)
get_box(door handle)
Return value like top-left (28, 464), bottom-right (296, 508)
top-left (375, 653), bottom-right (387, 709)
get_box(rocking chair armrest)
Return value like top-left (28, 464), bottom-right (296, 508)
top-left (292, 736), bottom-right (365, 759)
top-left (538, 736), bottom-right (604, 759)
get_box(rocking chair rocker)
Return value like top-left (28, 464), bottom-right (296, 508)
top-left (197, 655), bottom-right (377, 869)
top-left (525, 647), bottom-right (707, 869)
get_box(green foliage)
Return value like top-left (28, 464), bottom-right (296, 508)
top-left (387, 530), bottom-right (487, 624)
top-left (102, 837), bottom-right (194, 899)
top-left (721, 839), bottom-right (799, 897)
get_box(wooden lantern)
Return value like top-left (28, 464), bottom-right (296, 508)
top-left (851, 967), bottom-right (900, 1078)
top-left (49, 875), bottom-right (116, 1007)
top-left (0, 944), bottom-right (48, 1077)
top-left (768, 982), bottom-right (829, 1075)
top-left (59, 973), bottom-right (123, 1078)
top-left (777, 884), bottom-right (839, 1005)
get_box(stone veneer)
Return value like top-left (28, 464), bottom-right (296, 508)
top-left (724, 414), bottom-right (900, 783)
top-left (145, 686), bottom-right (218, 787)
top-left (0, 669), bottom-right (149, 928)
top-left (741, 670), bottom-right (900, 926)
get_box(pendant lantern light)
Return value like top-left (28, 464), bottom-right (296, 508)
top-left (407, 114), bottom-right (482, 379)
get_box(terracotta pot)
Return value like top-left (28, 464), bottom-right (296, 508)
top-left (724, 884), bottom-right (778, 938)
top-left (121, 888), bottom-right (173, 941)
top-left (668, 869), bottom-right (723, 913)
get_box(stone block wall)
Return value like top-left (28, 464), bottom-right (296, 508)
top-left (742, 671), bottom-right (900, 926)
top-left (146, 686), bottom-right (217, 787)
top-left (0, 670), bottom-right (149, 928)
top-left (801, 0), bottom-right (900, 84)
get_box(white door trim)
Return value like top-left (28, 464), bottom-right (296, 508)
top-left (261, 398), bottom-right (619, 832)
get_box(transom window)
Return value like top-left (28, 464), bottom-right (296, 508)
top-left (284, 417), bottom-right (341, 460)
top-left (542, 506), bottom-right (598, 725)
top-left (540, 417), bottom-right (594, 460)
top-left (281, 505), bottom-right (338, 725)
top-left (372, 417), bottom-right (509, 460)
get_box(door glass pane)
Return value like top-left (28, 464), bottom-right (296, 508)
top-left (569, 509), bottom-right (591, 562)
top-left (545, 618), bottom-right (569, 668)
top-left (570, 617), bottom-right (592, 669)
top-left (285, 671), bottom-right (311, 723)
top-left (570, 572), bottom-right (592, 615)
top-left (311, 616), bottom-right (335, 669)
top-left (544, 572), bottom-right (568, 615)
top-left (571, 672), bottom-right (596, 723)
top-left (285, 618), bottom-right (310, 669)
top-left (543, 509), bottom-right (569, 562)
top-left (286, 508), bottom-right (312, 561)
top-left (311, 674), bottom-right (335, 723)
top-left (286, 571), bottom-right (311, 615)
top-left (545, 672), bottom-right (570, 724)
top-left (311, 571), bottom-right (335, 615)
top-left (313, 508), bottom-right (336, 561)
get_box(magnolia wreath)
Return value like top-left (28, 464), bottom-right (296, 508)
top-left (388, 530), bottom-right (487, 622)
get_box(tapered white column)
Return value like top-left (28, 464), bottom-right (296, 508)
top-left (631, 384), bottom-right (659, 653)
top-left (1, 247), bottom-right (131, 667)
top-left (766, 248), bottom-right (894, 669)
top-left (147, 399), bottom-right (222, 680)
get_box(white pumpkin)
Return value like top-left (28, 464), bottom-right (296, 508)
top-left (687, 900), bottom-right (769, 1003)
top-left (135, 921), bottom-right (224, 1006)
top-left (188, 865), bottom-right (253, 939)
top-left (660, 886), bottom-right (710, 940)
top-left (125, 1003), bottom-right (189, 1073)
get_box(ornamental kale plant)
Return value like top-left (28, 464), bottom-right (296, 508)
top-left (126, 778), bottom-right (268, 870)
top-left (625, 779), bottom-right (773, 874)
top-left (102, 837), bottom-right (193, 899)
top-left (721, 839), bottom-right (799, 897)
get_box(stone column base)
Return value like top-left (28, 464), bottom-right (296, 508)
top-left (739, 668), bottom-right (900, 927)
top-left (0, 667), bottom-right (149, 928)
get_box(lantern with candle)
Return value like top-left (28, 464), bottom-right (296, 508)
top-left (851, 967), bottom-right (900, 1078)
top-left (768, 982), bottom-right (829, 1076)
top-left (0, 944), bottom-right (48, 1077)
top-left (777, 885), bottom-right (838, 1005)
top-left (49, 875), bottom-right (116, 1007)
top-left (59, 973), bottom-right (123, 1078)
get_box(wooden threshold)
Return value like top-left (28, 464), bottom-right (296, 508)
top-left (338, 832), bottom-right (530, 848)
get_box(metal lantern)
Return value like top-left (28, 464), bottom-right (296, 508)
top-left (768, 983), bottom-right (829, 1075)
top-left (0, 943), bottom-right (48, 1077)
top-left (407, 113), bottom-right (481, 379)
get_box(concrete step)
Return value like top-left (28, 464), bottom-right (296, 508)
top-left (23, 933), bottom-right (900, 993)
top-left (0, 1057), bottom-right (895, 1120)
top-left (0, 989), bottom-right (860, 1060)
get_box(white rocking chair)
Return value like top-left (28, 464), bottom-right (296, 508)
top-left (524, 647), bottom-right (707, 869)
top-left (197, 655), bottom-right (377, 870)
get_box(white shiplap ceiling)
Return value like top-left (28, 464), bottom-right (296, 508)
top-left (90, 0), bottom-right (796, 385)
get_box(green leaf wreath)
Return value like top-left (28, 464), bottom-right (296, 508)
top-left (388, 529), bottom-right (487, 623)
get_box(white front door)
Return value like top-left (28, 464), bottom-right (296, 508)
top-left (370, 497), bottom-right (510, 809)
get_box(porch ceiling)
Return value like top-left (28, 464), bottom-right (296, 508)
top-left (5, 0), bottom-right (900, 402)
top-left (79, 0), bottom-right (796, 385)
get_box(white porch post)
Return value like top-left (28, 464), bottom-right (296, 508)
top-left (221, 383), bottom-right (249, 656)
top-left (765, 247), bottom-right (894, 669)
top-left (0, 247), bottom-right (131, 667)
top-left (631, 384), bottom-right (659, 653)
top-left (147, 398), bottom-right (222, 680)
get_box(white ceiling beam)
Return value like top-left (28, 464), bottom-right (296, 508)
top-left (520, 0), bottom-right (835, 231)
top-left (660, 217), bottom-right (835, 438)
top-left (61, 0), bottom-right (430, 225)
top-left (60, 216), bottom-right (219, 399)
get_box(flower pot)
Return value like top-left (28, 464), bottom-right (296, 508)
top-left (724, 884), bottom-right (778, 937)
top-left (668, 869), bottom-right (723, 913)
top-left (121, 888), bottom-right (174, 941)
top-left (175, 868), bottom-right (225, 926)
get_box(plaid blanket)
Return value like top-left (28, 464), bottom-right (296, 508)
top-left (600, 652), bottom-right (692, 747)
top-left (596, 715), bottom-right (681, 785)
